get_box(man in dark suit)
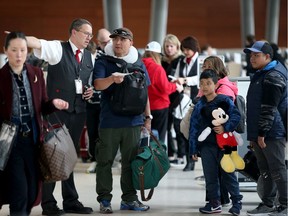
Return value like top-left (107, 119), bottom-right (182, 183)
top-left (26, 18), bottom-right (94, 216)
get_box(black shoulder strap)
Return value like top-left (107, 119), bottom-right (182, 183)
top-left (101, 55), bottom-right (127, 67)
top-left (101, 54), bottom-right (144, 70)
top-left (179, 60), bottom-right (185, 77)
top-left (216, 84), bottom-right (223, 92)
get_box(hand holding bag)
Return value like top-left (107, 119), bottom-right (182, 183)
top-left (131, 132), bottom-right (170, 201)
top-left (39, 115), bottom-right (77, 182)
top-left (0, 121), bottom-right (17, 171)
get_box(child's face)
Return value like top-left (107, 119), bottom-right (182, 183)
top-left (200, 78), bottom-right (216, 96)
top-left (202, 61), bottom-right (212, 70)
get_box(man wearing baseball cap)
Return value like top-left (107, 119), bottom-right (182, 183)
top-left (109, 27), bottom-right (133, 41)
top-left (244, 41), bottom-right (287, 216)
top-left (93, 27), bottom-right (151, 213)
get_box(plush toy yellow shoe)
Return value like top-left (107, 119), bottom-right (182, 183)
top-left (220, 154), bottom-right (235, 173)
top-left (230, 151), bottom-right (245, 170)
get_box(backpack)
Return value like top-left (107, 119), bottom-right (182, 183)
top-left (104, 56), bottom-right (148, 116)
top-left (216, 84), bottom-right (246, 133)
top-left (173, 93), bottom-right (192, 119)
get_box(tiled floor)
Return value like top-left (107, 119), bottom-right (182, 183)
top-left (0, 159), bottom-right (261, 216)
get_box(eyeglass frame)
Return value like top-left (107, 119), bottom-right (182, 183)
top-left (77, 30), bottom-right (94, 38)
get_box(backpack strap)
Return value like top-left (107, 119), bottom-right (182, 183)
top-left (101, 55), bottom-right (127, 67)
top-left (215, 84), bottom-right (223, 92)
top-left (101, 54), bottom-right (143, 67)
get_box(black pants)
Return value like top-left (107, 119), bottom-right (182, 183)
top-left (41, 110), bottom-right (86, 209)
top-left (7, 134), bottom-right (38, 216)
top-left (167, 111), bottom-right (177, 157)
top-left (86, 103), bottom-right (100, 161)
top-left (151, 108), bottom-right (169, 143)
top-left (173, 118), bottom-right (187, 158)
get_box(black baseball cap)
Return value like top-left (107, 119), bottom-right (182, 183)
top-left (109, 27), bottom-right (133, 40)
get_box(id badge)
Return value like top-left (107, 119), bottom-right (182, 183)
top-left (75, 79), bottom-right (83, 94)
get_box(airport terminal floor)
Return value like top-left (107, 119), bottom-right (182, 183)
top-left (1, 159), bottom-right (260, 216)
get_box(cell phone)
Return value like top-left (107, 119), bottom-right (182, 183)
top-left (84, 85), bottom-right (91, 91)
top-left (168, 75), bottom-right (177, 80)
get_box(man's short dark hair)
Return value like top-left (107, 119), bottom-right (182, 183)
top-left (200, 69), bottom-right (218, 84)
top-left (69, 18), bottom-right (92, 35)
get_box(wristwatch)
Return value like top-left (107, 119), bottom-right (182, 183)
top-left (145, 114), bottom-right (153, 120)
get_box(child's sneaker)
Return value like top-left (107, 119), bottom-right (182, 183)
top-left (100, 200), bottom-right (113, 214)
top-left (199, 201), bottom-right (222, 214)
top-left (247, 203), bottom-right (274, 215)
top-left (120, 200), bottom-right (149, 211)
top-left (228, 201), bottom-right (242, 216)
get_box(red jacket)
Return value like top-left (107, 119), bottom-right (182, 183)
top-left (143, 57), bottom-right (177, 110)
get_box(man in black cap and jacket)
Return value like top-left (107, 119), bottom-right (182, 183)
top-left (244, 41), bottom-right (287, 216)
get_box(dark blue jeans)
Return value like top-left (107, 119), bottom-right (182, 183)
top-left (252, 138), bottom-right (287, 207)
top-left (200, 142), bottom-right (243, 204)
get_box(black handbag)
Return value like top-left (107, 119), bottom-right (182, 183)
top-left (238, 149), bottom-right (260, 182)
top-left (0, 121), bottom-right (18, 171)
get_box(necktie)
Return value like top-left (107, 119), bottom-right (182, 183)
top-left (75, 49), bottom-right (81, 63)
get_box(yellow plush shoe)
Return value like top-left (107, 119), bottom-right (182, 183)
top-left (230, 151), bottom-right (245, 170)
top-left (220, 154), bottom-right (235, 173)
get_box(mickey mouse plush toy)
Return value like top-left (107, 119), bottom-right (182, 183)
top-left (198, 107), bottom-right (245, 173)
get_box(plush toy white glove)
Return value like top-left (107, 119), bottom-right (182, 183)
top-left (198, 127), bottom-right (212, 142)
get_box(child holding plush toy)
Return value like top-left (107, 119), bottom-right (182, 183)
top-left (189, 69), bottom-right (243, 215)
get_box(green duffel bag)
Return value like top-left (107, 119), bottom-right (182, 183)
top-left (131, 133), bottom-right (170, 201)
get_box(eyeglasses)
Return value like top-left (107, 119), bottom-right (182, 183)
top-left (77, 30), bottom-right (93, 38)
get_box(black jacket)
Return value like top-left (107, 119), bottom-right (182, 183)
top-left (246, 60), bottom-right (287, 141)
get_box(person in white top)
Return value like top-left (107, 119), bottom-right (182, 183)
top-left (172, 35), bottom-right (201, 171)
top-left (25, 18), bottom-right (94, 216)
